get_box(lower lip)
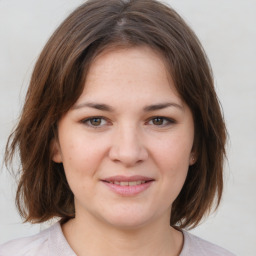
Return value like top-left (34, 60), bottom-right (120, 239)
top-left (102, 181), bottom-right (153, 196)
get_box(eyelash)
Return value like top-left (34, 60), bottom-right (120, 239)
top-left (81, 116), bottom-right (109, 128)
top-left (81, 116), bottom-right (175, 128)
top-left (146, 116), bottom-right (176, 126)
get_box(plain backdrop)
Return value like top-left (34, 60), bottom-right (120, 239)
top-left (0, 0), bottom-right (255, 255)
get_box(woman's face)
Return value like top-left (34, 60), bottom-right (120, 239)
top-left (52, 46), bottom-right (195, 229)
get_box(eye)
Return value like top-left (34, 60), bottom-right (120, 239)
top-left (152, 117), bottom-right (165, 125)
top-left (147, 117), bottom-right (175, 126)
top-left (82, 117), bottom-right (108, 127)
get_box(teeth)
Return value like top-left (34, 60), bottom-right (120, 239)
top-left (120, 181), bottom-right (129, 186)
top-left (108, 181), bottom-right (147, 186)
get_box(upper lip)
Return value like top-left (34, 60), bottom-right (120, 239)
top-left (102, 175), bottom-right (154, 183)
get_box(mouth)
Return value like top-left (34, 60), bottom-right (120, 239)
top-left (101, 175), bottom-right (154, 196)
top-left (102, 175), bottom-right (154, 184)
top-left (104, 180), bottom-right (148, 186)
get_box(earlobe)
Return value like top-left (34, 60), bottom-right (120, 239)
top-left (51, 139), bottom-right (62, 163)
top-left (189, 152), bottom-right (197, 166)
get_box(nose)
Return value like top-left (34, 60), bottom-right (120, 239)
top-left (108, 125), bottom-right (148, 167)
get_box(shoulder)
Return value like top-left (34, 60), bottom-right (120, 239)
top-left (0, 223), bottom-right (57, 256)
top-left (180, 230), bottom-right (236, 256)
top-left (0, 222), bottom-right (76, 256)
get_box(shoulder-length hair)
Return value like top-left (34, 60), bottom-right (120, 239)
top-left (5, 0), bottom-right (226, 229)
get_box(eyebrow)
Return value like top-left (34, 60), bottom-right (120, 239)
top-left (73, 102), bottom-right (114, 111)
top-left (143, 102), bottom-right (183, 112)
top-left (73, 102), bottom-right (183, 112)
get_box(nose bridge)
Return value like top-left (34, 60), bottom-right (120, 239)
top-left (109, 122), bottom-right (148, 166)
top-left (119, 123), bottom-right (140, 151)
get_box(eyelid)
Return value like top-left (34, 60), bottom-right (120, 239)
top-left (81, 116), bottom-right (111, 128)
top-left (146, 116), bottom-right (176, 126)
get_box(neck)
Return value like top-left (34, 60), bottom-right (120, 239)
top-left (62, 212), bottom-right (183, 256)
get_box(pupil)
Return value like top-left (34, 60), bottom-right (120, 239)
top-left (153, 117), bottom-right (163, 125)
top-left (91, 118), bottom-right (101, 126)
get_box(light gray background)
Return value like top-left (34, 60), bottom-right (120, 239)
top-left (0, 0), bottom-right (255, 255)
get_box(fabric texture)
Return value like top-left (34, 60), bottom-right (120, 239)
top-left (0, 222), bottom-right (235, 256)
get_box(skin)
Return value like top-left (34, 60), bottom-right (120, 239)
top-left (52, 46), bottom-right (195, 256)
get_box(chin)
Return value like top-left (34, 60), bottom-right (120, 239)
top-left (100, 209), bottom-right (157, 230)
top-left (107, 218), bottom-right (150, 230)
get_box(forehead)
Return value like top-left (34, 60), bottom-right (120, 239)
top-left (81, 46), bottom-right (179, 100)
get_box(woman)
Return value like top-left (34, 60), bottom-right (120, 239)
top-left (1, 0), bottom-right (235, 255)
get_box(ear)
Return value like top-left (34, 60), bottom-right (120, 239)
top-left (189, 151), bottom-right (197, 166)
top-left (50, 138), bottom-right (62, 163)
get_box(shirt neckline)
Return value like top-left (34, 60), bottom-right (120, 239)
top-left (48, 222), bottom-right (189, 256)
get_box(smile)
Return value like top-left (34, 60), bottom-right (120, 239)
top-left (102, 175), bottom-right (154, 196)
top-left (106, 181), bottom-right (147, 186)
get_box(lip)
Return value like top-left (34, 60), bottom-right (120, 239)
top-left (101, 175), bottom-right (155, 196)
top-left (102, 175), bottom-right (154, 183)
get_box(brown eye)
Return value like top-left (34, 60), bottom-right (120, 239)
top-left (89, 118), bottom-right (102, 126)
top-left (82, 117), bottom-right (109, 129)
top-left (152, 117), bottom-right (164, 125)
top-left (148, 117), bottom-right (175, 127)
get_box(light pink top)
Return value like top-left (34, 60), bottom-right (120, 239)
top-left (0, 222), bottom-right (235, 255)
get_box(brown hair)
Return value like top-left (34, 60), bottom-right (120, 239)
top-left (5, 0), bottom-right (226, 229)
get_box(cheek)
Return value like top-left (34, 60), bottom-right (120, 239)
top-left (60, 140), bottom-right (104, 199)
top-left (152, 133), bottom-right (193, 167)
top-left (60, 135), bottom-right (106, 180)
top-left (151, 134), bottom-right (192, 192)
